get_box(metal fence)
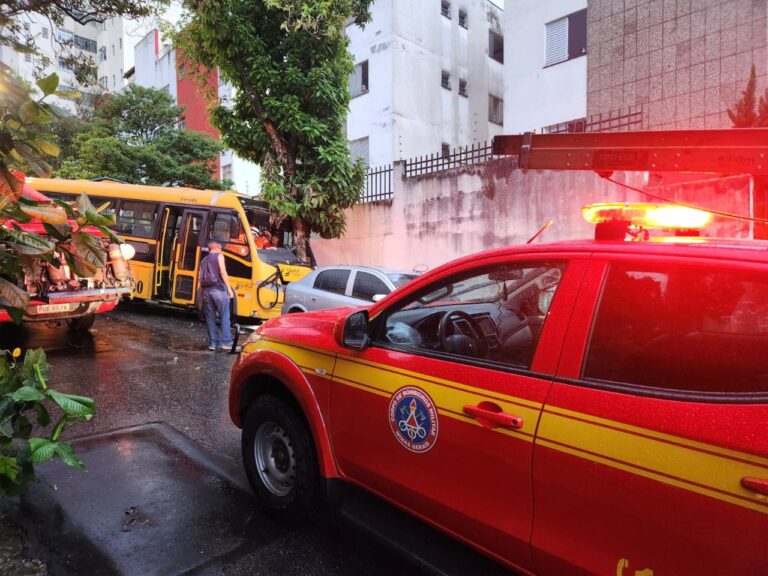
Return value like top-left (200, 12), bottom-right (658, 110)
top-left (541, 106), bottom-right (644, 134)
top-left (586, 105), bottom-right (644, 132)
top-left (404, 140), bottom-right (500, 178)
top-left (359, 163), bottom-right (393, 203)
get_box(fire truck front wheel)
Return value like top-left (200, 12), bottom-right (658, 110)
top-left (242, 395), bottom-right (321, 523)
top-left (66, 313), bottom-right (95, 331)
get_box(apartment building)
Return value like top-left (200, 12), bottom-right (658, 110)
top-left (0, 13), bottom-right (101, 113)
top-left (504, 0), bottom-right (588, 133)
top-left (504, 0), bottom-right (768, 133)
top-left (346, 0), bottom-right (506, 167)
top-left (96, 17), bottom-right (155, 93)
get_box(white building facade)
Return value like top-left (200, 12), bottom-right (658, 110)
top-left (346, 0), bottom-right (506, 168)
top-left (0, 14), bottom-right (101, 113)
top-left (503, 0), bottom-right (588, 133)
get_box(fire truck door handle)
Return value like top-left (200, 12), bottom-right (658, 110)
top-left (741, 477), bottom-right (768, 496)
top-left (463, 403), bottom-right (523, 429)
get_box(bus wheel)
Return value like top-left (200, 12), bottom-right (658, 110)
top-left (242, 395), bottom-right (320, 523)
top-left (66, 313), bottom-right (96, 331)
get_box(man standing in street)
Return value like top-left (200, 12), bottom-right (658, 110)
top-left (199, 241), bottom-right (235, 351)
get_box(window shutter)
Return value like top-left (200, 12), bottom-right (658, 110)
top-left (545, 17), bottom-right (568, 66)
top-left (349, 137), bottom-right (370, 167)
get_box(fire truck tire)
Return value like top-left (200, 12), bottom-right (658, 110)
top-left (242, 395), bottom-right (320, 523)
top-left (66, 313), bottom-right (96, 331)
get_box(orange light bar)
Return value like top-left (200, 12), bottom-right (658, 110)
top-left (582, 202), bottom-right (713, 230)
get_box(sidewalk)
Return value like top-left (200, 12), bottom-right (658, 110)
top-left (8, 423), bottom-right (277, 575)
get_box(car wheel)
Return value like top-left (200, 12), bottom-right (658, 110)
top-left (66, 313), bottom-right (95, 331)
top-left (242, 395), bottom-right (320, 523)
top-left (288, 307), bottom-right (303, 314)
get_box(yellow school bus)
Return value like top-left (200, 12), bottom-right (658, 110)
top-left (27, 178), bottom-right (313, 321)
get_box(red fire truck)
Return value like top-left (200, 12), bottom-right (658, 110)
top-left (0, 178), bottom-right (134, 330)
top-left (228, 129), bottom-right (768, 575)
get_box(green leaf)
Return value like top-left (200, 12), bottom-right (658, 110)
top-left (20, 203), bottom-right (68, 224)
top-left (55, 442), bottom-right (84, 468)
top-left (11, 386), bottom-right (44, 402)
top-left (0, 277), bottom-right (29, 311)
top-left (28, 438), bottom-right (56, 463)
top-left (34, 403), bottom-right (51, 427)
top-left (19, 101), bottom-right (40, 123)
top-left (0, 416), bottom-right (13, 439)
top-left (36, 73), bottom-right (60, 97)
top-left (1, 228), bottom-right (55, 256)
top-left (75, 192), bottom-right (96, 219)
top-left (45, 389), bottom-right (95, 418)
top-left (0, 455), bottom-right (19, 481)
top-left (30, 139), bottom-right (61, 158)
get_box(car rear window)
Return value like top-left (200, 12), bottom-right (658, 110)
top-left (584, 263), bottom-right (768, 395)
top-left (314, 269), bottom-right (350, 295)
top-left (387, 273), bottom-right (417, 289)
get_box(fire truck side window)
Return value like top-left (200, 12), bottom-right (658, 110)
top-left (584, 264), bottom-right (768, 395)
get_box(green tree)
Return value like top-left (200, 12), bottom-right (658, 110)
top-left (727, 64), bottom-right (768, 128)
top-left (57, 85), bottom-right (228, 189)
top-left (176, 0), bottom-right (372, 260)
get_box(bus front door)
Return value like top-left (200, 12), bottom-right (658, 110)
top-left (171, 209), bottom-right (206, 306)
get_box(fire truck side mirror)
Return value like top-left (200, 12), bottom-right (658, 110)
top-left (338, 310), bottom-right (370, 351)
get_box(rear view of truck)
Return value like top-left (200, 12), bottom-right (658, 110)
top-left (0, 175), bottom-right (134, 330)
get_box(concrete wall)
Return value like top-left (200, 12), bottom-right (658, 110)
top-left (504, 0), bottom-right (589, 132)
top-left (587, 0), bottom-right (768, 129)
top-left (312, 161), bottom-right (751, 272)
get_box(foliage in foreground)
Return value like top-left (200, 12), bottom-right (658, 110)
top-left (1, 66), bottom-right (99, 494)
top-left (176, 0), bottom-right (372, 259)
top-left (0, 347), bottom-right (94, 496)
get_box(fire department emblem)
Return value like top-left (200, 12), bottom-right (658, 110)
top-left (389, 386), bottom-right (439, 453)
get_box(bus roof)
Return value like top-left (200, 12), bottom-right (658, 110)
top-left (26, 177), bottom-right (268, 211)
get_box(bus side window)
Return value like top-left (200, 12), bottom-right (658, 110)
top-left (117, 201), bottom-right (158, 238)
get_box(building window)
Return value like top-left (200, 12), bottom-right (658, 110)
top-left (458, 10), bottom-right (468, 29)
top-left (489, 95), bottom-right (503, 125)
top-left (489, 30), bottom-right (504, 64)
top-left (349, 60), bottom-right (369, 98)
top-left (441, 0), bottom-right (451, 19)
top-left (41, 27), bottom-right (49, 39)
top-left (222, 164), bottom-right (233, 182)
top-left (441, 70), bottom-right (451, 90)
top-left (119, 38), bottom-right (122, 49)
top-left (459, 78), bottom-right (468, 97)
top-left (99, 76), bottom-right (108, 89)
top-left (58, 28), bottom-right (73, 43)
top-left (545, 9), bottom-right (587, 67)
top-left (112, 44), bottom-right (115, 56)
top-left (24, 53), bottom-right (31, 62)
top-left (23, 23), bottom-right (30, 32)
top-left (98, 46), bottom-right (107, 62)
top-left (58, 57), bottom-right (74, 71)
top-left (348, 136), bottom-right (370, 167)
top-left (74, 34), bottom-right (97, 53)
top-left (441, 143), bottom-right (450, 157)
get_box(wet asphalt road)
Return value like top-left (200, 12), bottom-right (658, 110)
top-left (1, 303), bottom-right (424, 576)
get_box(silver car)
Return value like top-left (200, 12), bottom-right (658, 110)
top-left (282, 265), bottom-right (417, 314)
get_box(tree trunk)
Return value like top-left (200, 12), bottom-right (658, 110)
top-left (293, 216), bottom-right (308, 263)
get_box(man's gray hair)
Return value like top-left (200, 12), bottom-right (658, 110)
top-left (208, 241), bottom-right (222, 250)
